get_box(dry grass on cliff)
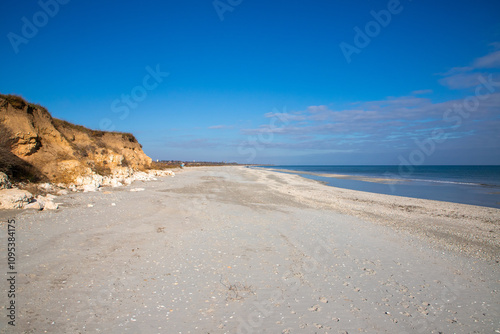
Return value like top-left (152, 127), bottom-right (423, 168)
top-left (0, 93), bottom-right (48, 113)
top-left (52, 118), bottom-right (138, 144)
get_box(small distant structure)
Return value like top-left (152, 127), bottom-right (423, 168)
top-left (180, 162), bottom-right (185, 169)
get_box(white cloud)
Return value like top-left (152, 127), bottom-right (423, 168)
top-left (208, 125), bottom-right (233, 129)
top-left (472, 50), bottom-right (500, 69)
top-left (411, 89), bottom-right (433, 95)
top-left (239, 89), bottom-right (500, 153)
top-left (438, 72), bottom-right (485, 90)
top-left (440, 48), bottom-right (500, 89)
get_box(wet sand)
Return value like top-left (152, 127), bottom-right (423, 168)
top-left (0, 166), bottom-right (498, 333)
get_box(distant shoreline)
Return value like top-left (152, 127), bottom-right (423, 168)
top-left (253, 165), bottom-right (500, 209)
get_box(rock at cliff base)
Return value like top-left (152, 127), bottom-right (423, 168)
top-left (43, 201), bottom-right (59, 210)
top-left (0, 172), bottom-right (12, 189)
top-left (81, 184), bottom-right (99, 192)
top-left (38, 183), bottom-right (57, 193)
top-left (24, 201), bottom-right (43, 210)
top-left (0, 189), bottom-right (33, 209)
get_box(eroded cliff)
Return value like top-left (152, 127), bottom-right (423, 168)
top-left (0, 94), bottom-right (152, 183)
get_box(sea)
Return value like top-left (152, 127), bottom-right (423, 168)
top-left (256, 165), bottom-right (500, 209)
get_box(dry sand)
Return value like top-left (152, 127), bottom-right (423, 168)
top-left (0, 166), bottom-right (498, 333)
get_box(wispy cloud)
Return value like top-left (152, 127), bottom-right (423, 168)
top-left (438, 72), bottom-right (488, 90)
top-left (208, 124), bottom-right (234, 129)
top-left (240, 49), bottom-right (500, 155)
top-left (411, 89), bottom-right (433, 95)
top-left (439, 49), bottom-right (500, 89)
top-left (472, 50), bottom-right (500, 69)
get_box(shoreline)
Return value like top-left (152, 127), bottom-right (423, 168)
top-left (257, 167), bottom-right (406, 184)
top-left (244, 166), bottom-right (500, 261)
top-left (0, 166), bottom-right (498, 333)
top-left (254, 166), bottom-right (500, 209)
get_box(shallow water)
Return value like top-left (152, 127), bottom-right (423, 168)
top-left (258, 165), bottom-right (500, 209)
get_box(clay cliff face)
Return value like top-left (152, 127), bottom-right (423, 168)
top-left (0, 94), bottom-right (152, 183)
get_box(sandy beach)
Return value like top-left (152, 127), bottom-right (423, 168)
top-left (0, 166), bottom-right (499, 333)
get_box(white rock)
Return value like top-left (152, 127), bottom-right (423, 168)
top-left (35, 196), bottom-right (46, 207)
top-left (133, 171), bottom-right (151, 181)
top-left (130, 188), bottom-right (145, 192)
top-left (24, 201), bottom-right (43, 210)
top-left (38, 183), bottom-right (55, 192)
top-left (45, 194), bottom-right (57, 200)
top-left (0, 189), bottom-right (33, 209)
top-left (53, 167), bottom-right (175, 195)
top-left (123, 178), bottom-right (133, 185)
top-left (57, 189), bottom-right (69, 195)
top-left (43, 201), bottom-right (59, 210)
top-left (88, 204), bottom-right (94, 207)
top-left (0, 172), bottom-right (12, 189)
top-left (76, 174), bottom-right (103, 192)
top-left (81, 184), bottom-right (98, 192)
top-left (110, 179), bottom-right (123, 187)
top-left (146, 170), bottom-right (175, 177)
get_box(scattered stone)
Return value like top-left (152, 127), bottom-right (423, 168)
top-left (24, 201), bottom-right (43, 210)
top-left (29, 194), bottom-right (60, 211)
top-left (57, 189), bottom-right (69, 195)
top-left (1, 167), bottom-right (175, 210)
top-left (76, 174), bottom-right (103, 192)
top-left (110, 179), bottom-right (123, 187)
top-left (38, 183), bottom-right (55, 192)
top-left (308, 304), bottom-right (321, 312)
top-left (45, 194), bottom-right (57, 201)
top-left (0, 189), bottom-right (33, 209)
top-left (44, 201), bottom-right (59, 210)
top-left (88, 204), bottom-right (94, 208)
top-left (0, 172), bottom-right (12, 189)
top-left (81, 184), bottom-right (99, 192)
top-left (319, 297), bottom-right (328, 303)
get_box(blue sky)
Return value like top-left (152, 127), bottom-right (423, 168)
top-left (1, 0), bottom-right (499, 164)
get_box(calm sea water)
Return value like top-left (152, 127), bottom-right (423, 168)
top-left (258, 165), bottom-right (500, 209)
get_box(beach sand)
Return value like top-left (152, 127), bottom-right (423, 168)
top-left (0, 166), bottom-right (498, 333)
